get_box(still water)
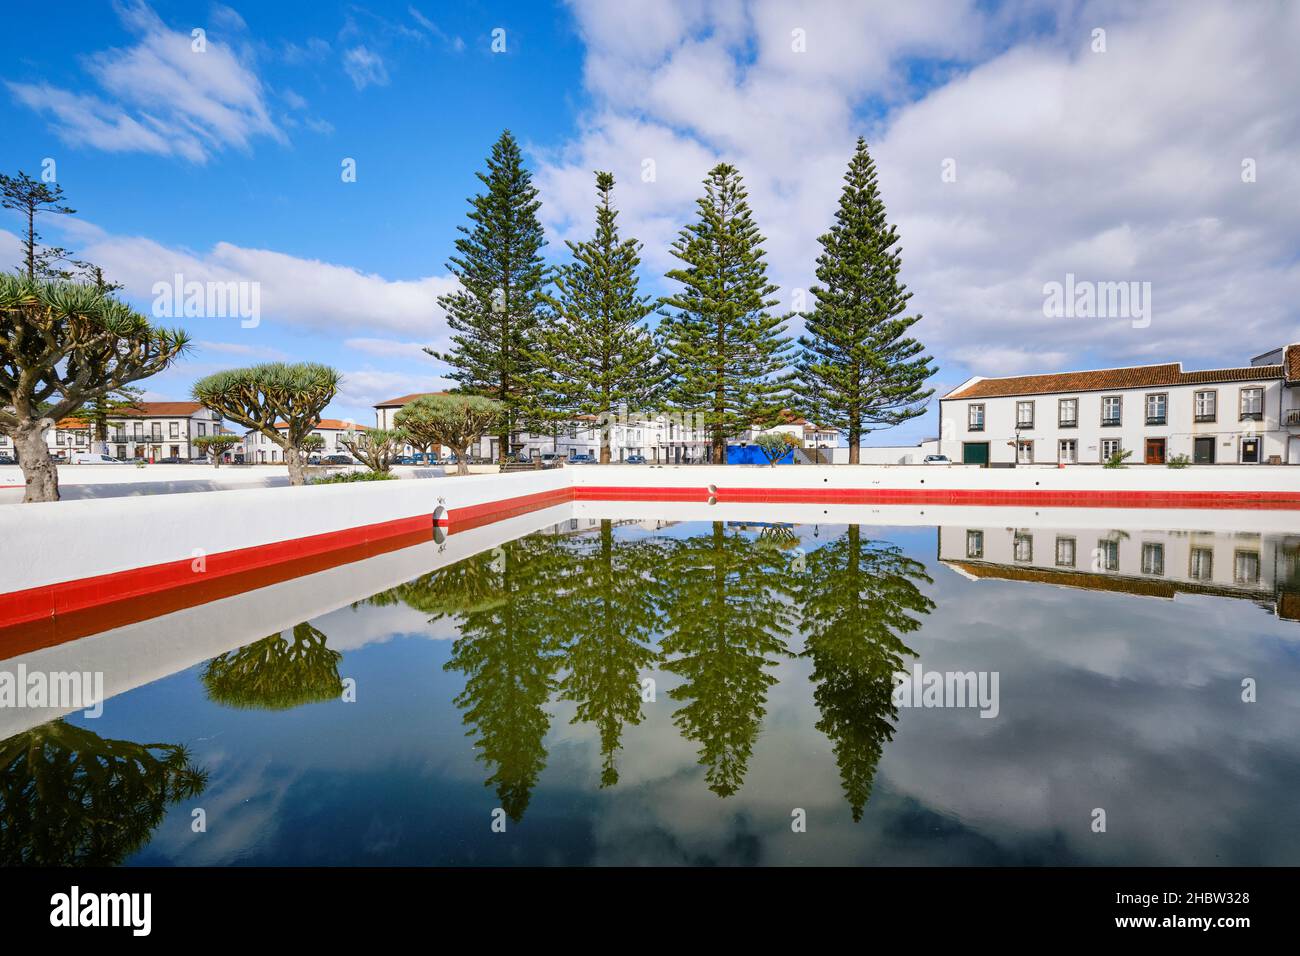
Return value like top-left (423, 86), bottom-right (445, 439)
top-left (3, 507), bottom-right (1299, 866)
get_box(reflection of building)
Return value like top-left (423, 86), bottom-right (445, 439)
top-left (939, 344), bottom-right (1300, 466)
top-left (939, 525), bottom-right (1300, 622)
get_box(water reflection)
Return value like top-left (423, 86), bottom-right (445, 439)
top-left (365, 519), bottom-right (929, 819)
top-left (798, 525), bottom-right (932, 821)
top-left (0, 721), bottom-right (206, 866)
top-left (203, 622), bottom-right (343, 710)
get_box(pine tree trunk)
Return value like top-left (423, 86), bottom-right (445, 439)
top-left (848, 429), bottom-right (860, 465)
top-left (600, 437), bottom-right (611, 464)
top-left (15, 422), bottom-right (59, 503)
top-left (284, 443), bottom-right (306, 486)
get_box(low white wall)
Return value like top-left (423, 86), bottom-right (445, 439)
top-left (568, 462), bottom-right (1300, 495)
top-left (0, 463), bottom-right (454, 504)
top-left (0, 468), bottom-right (570, 594)
top-left (2, 462), bottom-right (1296, 598)
top-left (830, 441), bottom-right (939, 464)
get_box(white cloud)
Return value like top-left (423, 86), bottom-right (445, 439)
top-left (335, 368), bottom-right (452, 416)
top-left (6, 0), bottom-right (281, 163)
top-left (543, 0), bottom-right (1300, 393)
top-left (76, 231), bottom-right (459, 338)
top-left (343, 337), bottom-right (437, 360)
top-left (343, 46), bottom-right (389, 89)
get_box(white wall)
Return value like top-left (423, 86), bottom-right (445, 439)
top-left (831, 441), bottom-right (939, 464)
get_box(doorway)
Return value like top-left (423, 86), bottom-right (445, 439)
top-left (1193, 436), bottom-right (1215, 464)
top-left (962, 441), bottom-right (989, 466)
top-left (1241, 437), bottom-right (1260, 464)
top-left (1144, 438), bottom-right (1166, 464)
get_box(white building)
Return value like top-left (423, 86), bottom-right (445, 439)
top-left (37, 402), bottom-right (225, 462)
top-left (373, 392), bottom-right (712, 462)
top-left (938, 345), bottom-right (1300, 466)
top-left (242, 418), bottom-right (355, 463)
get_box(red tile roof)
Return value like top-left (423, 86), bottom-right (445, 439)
top-left (374, 391), bottom-right (448, 407)
top-left (272, 418), bottom-right (358, 430)
top-left (1286, 344), bottom-right (1300, 384)
top-left (945, 362), bottom-right (1283, 400)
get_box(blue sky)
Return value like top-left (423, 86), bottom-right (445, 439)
top-left (3, 1), bottom-right (1297, 440)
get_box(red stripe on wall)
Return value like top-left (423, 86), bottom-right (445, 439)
top-left (0, 517), bottom-right (433, 655)
top-left (708, 487), bottom-right (1300, 509)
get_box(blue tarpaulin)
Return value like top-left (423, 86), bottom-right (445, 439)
top-left (725, 444), bottom-right (794, 465)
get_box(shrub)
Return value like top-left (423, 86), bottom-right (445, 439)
top-left (1166, 453), bottom-right (1191, 469)
top-left (309, 470), bottom-right (398, 484)
top-left (1103, 449), bottom-right (1132, 469)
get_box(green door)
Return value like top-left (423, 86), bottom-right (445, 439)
top-left (963, 442), bottom-right (990, 466)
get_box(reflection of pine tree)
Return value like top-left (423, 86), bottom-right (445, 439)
top-left (659, 522), bottom-right (794, 797)
top-left (557, 520), bottom-right (663, 786)
top-left (443, 535), bottom-right (572, 821)
top-left (202, 622), bottom-right (343, 710)
top-left (796, 525), bottom-right (933, 821)
top-left (0, 720), bottom-right (206, 865)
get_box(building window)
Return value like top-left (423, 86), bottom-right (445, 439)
top-left (169, 421), bottom-right (180, 438)
top-left (1194, 390), bottom-right (1216, 423)
top-left (966, 530), bottom-right (984, 559)
top-left (1239, 387), bottom-right (1263, 421)
top-left (1234, 550), bottom-right (1260, 585)
top-left (1013, 533), bottom-right (1033, 563)
top-left (134, 422), bottom-right (144, 439)
top-left (1144, 393), bottom-right (1167, 426)
top-left (1058, 398), bottom-right (1078, 428)
top-left (197, 423), bottom-right (206, 437)
top-left (1016, 401), bottom-right (1034, 428)
top-left (1101, 438), bottom-right (1123, 462)
top-left (1058, 439), bottom-right (1077, 464)
top-left (1141, 543), bottom-right (1164, 575)
top-left (1189, 548), bottom-right (1213, 581)
top-left (1017, 439), bottom-right (1034, 464)
top-left (151, 422), bottom-right (162, 440)
top-left (1101, 395), bottom-right (1122, 426)
top-left (1056, 536), bottom-right (1076, 568)
top-left (968, 404), bottom-right (984, 432)
top-left (1098, 539), bottom-right (1120, 571)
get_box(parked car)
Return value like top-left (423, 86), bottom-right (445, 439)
top-left (71, 453), bottom-right (127, 464)
top-left (569, 453), bottom-right (597, 464)
top-left (306, 454), bottom-right (322, 465)
top-left (393, 455), bottom-right (417, 465)
top-left (540, 453), bottom-right (562, 463)
top-left (922, 454), bottom-right (952, 465)
top-left (0, 455), bottom-right (15, 465)
top-left (321, 454), bottom-right (356, 465)
top-left (625, 454), bottom-right (647, 465)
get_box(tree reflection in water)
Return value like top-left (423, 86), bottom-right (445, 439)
top-left (796, 525), bottom-right (932, 820)
top-left (0, 720), bottom-right (206, 866)
top-left (376, 520), bottom-right (935, 820)
top-left (202, 622), bottom-right (343, 710)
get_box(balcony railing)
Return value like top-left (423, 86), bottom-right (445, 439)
top-left (1145, 416), bottom-right (1167, 426)
top-left (1287, 409), bottom-right (1300, 426)
top-left (1058, 419), bottom-right (1078, 428)
top-left (1193, 414), bottom-right (1215, 423)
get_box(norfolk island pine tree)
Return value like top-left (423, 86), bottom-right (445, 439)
top-left (658, 163), bottom-right (794, 464)
top-left (529, 171), bottom-right (661, 464)
top-left (796, 138), bottom-right (935, 462)
top-left (427, 131), bottom-right (549, 464)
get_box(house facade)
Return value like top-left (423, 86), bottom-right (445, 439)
top-left (242, 419), bottom-right (356, 463)
top-left (939, 345), bottom-right (1300, 465)
top-left (35, 402), bottom-right (225, 461)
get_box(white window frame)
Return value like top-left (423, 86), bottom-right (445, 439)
top-left (1101, 395), bottom-right (1122, 426)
